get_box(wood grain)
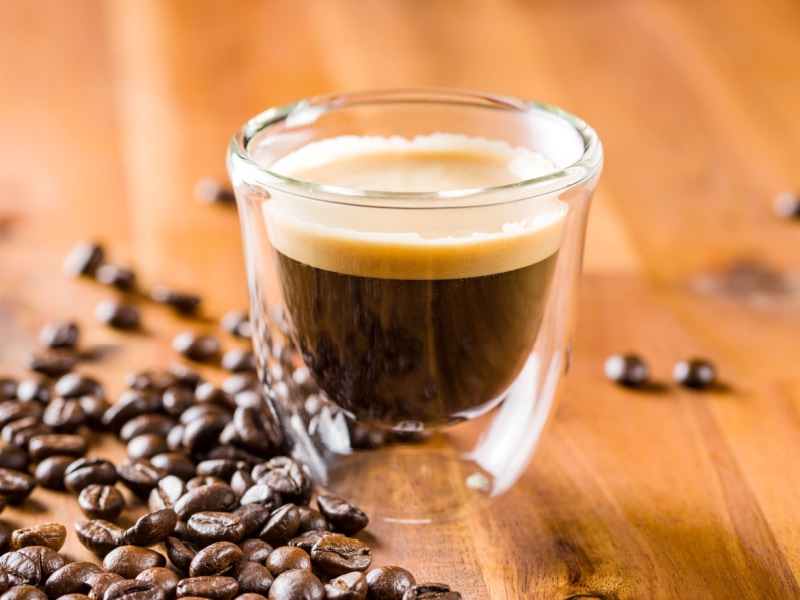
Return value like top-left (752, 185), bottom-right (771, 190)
top-left (1, 0), bottom-right (799, 598)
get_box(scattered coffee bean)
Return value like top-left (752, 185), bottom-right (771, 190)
top-left (101, 579), bottom-right (164, 600)
top-left (74, 520), bottom-right (125, 557)
top-left (324, 571), bottom-right (368, 600)
top-left (63, 241), bottom-right (105, 277)
top-left (310, 533), bottom-right (371, 577)
top-left (164, 536), bottom-right (198, 575)
top-left (194, 177), bottom-right (236, 206)
top-left (103, 545), bottom-right (166, 579)
top-left (187, 511), bottom-right (246, 546)
top-left (0, 441), bottom-right (31, 472)
top-left (77, 484), bottom-right (125, 522)
top-left (116, 458), bottom-right (168, 498)
top-left (172, 332), bottom-right (221, 362)
top-left (1, 584), bottom-right (48, 600)
top-left (39, 321), bottom-right (80, 349)
top-left (604, 353), bottom-right (649, 388)
top-left (94, 299), bottom-right (141, 330)
top-left (64, 458), bottom-right (119, 494)
top-left (94, 262), bottom-right (137, 291)
top-left (221, 348), bottom-right (256, 373)
top-left (265, 546), bottom-right (311, 577)
top-left (673, 358), bottom-right (717, 389)
top-left (42, 397), bottom-right (86, 433)
top-left (33, 456), bottom-right (73, 490)
top-left (316, 495), bottom-right (369, 535)
top-left (0, 550), bottom-right (40, 586)
top-left (44, 561), bottom-right (104, 597)
top-left (268, 569), bottom-right (323, 600)
top-left (150, 285), bottom-right (202, 316)
top-left (135, 567), bottom-right (181, 600)
top-left (28, 433), bottom-right (88, 463)
top-left (173, 483), bottom-right (238, 521)
top-left (122, 508), bottom-right (178, 547)
top-left (258, 503), bottom-right (300, 548)
top-left (403, 583), bottom-right (462, 599)
top-left (235, 560), bottom-right (273, 596)
top-left (16, 545), bottom-right (66, 582)
top-left (22, 350), bottom-right (79, 378)
top-left (14, 378), bottom-right (51, 403)
top-left (0, 468), bottom-right (37, 503)
top-left (220, 309), bottom-right (252, 339)
top-left (189, 541), bottom-right (243, 577)
top-left (54, 373), bottom-right (105, 400)
top-left (365, 566), bottom-right (416, 600)
top-left (11, 523), bottom-right (66, 551)
top-left (773, 190), bottom-right (800, 219)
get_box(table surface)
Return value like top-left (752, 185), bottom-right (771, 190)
top-left (2, 1), bottom-right (800, 598)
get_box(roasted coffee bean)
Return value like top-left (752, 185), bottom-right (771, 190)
top-left (673, 357), bottom-right (717, 389)
top-left (230, 468), bottom-right (256, 499)
top-left (95, 262), bottom-right (137, 291)
top-left (268, 569), bottom-right (324, 600)
top-left (175, 575), bottom-right (239, 600)
top-left (54, 373), bottom-right (105, 400)
top-left (238, 484), bottom-right (280, 511)
top-left (196, 459), bottom-right (246, 481)
top-left (102, 390), bottom-right (162, 433)
top-left (265, 546), bottom-right (311, 577)
top-left (235, 561), bottom-right (273, 596)
top-left (189, 541), bottom-right (243, 577)
top-left (63, 240), bottom-right (105, 277)
top-left (186, 475), bottom-right (227, 491)
top-left (258, 503), bottom-right (300, 547)
top-left (124, 370), bottom-right (177, 394)
top-left (74, 520), bottom-right (125, 557)
top-left (14, 378), bottom-right (51, 403)
top-left (11, 523), bottom-right (66, 551)
top-left (179, 403), bottom-right (231, 427)
top-left (310, 534), bottom-right (371, 577)
top-left (604, 353), bottom-right (649, 388)
top-left (287, 530), bottom-right (328, 554)
top-left (195, 177), bottom-right (236, 206)
top-left (116, 458), bottom-right (168, 498)
top-left (402, 583), bottom-right (461, 599)
top-left (2, 418), bottom-right (52, 450)
top-left (0, 584), bottom-right (47, 600)
top-left (150, 452), bottom-right (196, 482)
top-left (324, 571), bottom-right (368, 600)
top-left (94, 300), bottom-right (141, 330)
top-left (168, 364), bottom-right (204, 390)
top-left (164, 536), bottom-right (198, 574)
top-left (221, 372), bottom-right (258, 396)
top-left (119, 414), bottom-right (177, 442)
top-left (0, 467), bottom-right (37, 503)
top-left (134, 567), bottom-right (180, 600)
top-left (773, 190), bottom-right (800, 219)
top-left (238, 538), bottom-right (272, 564)
top-left (150, 285), bottom-right (202, 316)
top-left (0, 551), bottom-right (40, 586)
top-left (28, 433), bottom-right (88, 463)
top-left (16, 545), bottom-right (66, 582)
top-left (194, 383), bottom-right (237, 411)
top-left (172, 332), bottom-right (220, 362)
top-left (0, 378), bottom-right (16, 401)
top-left (316, 496), bottom-right (369, 535)
top-left (78, 395), bottom-right (112, 429)
top-left (127, 433), bottom-right (169, 459)
top-left (296, 507), bottom-right (329, 534)
top-left (228, 407), bottom-right (277, 457)
top-left (148, 475), bottom-right (187, 512)
top-left (365, 567), bottom-right (415, 600)
top-left (64, 457), bottom-right (119, 493)
top-left (233, 505), bottom-right (271, 539)
top-left (220, 349), bottom-right (256, 373)
top-left (173, 483), bottom-right (237, 521)
top-left (162, 386), bottom-right (196, 419)
top-left (45, 561), bottom-right (104, 597)
top-left (122, 508), bottom-right (178, 547)
top-left (102, 580), bottom-right (164, 600)
top-left (77, 484), bottom-right (125, 522)
top-left (22, 349), bottom-right (80, 378)
top-left (87, 572), bottom-right (126, 600)
top-left (180, 414), bottom-right (227, 455)
top-left (103, 545), bottom-right (166, 579)
top-left (0, 441), bottom-right (31, 472)
top-left (0, 401), bottom-right (44, 429)
top-left (33, 455), bottom-right (73, 490)
top-left (253, 457), bottom-right (312, 505)
top-left (39, 321), bottom-right (80, 349)
top-left (220, 310), bottom-right (252, 339)
top-left (41, 397), bottom-right (86, 433)
top-left (187, 511), bottom-right (246, 545)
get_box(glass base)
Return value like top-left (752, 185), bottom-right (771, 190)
top-left (317, 445), bottom-right (495, 524)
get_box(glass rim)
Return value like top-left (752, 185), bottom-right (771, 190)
top-left (227, 87), bottom-right (603, 205)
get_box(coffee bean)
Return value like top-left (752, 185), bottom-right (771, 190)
top-left (180, 414), bottom-right (227, 456)
top-left (116, 458), bottom-right (168, 498)
top-left (196, 458), bottom-right (247, 481)
top-left (162, 385), bottom-right (196, 419)
top-left (0, 440), bottom-right (31, 472)
top-left (0, 401), bottom-right (44, 429)
top-left (122, 508), bottom-right (178, 547)
top-left (220, 310), bottom-right (252, 339)
top-left (604, 353), bottom-right (649, 388)
top-left (189, 541), bottom-right (243, 577)
top-left (33, 455), bottom-right (72, 490)
top-left (402, 583), bottom-right (462, 599)
top-left (16, 545), bottom-right (66, 583)
top-left (134, 567), bottom-right (180, 600)
top-left (54, 374), bottom-right (105, 400)
top-left (173, 483), bottom-right (238, 521)
top-left (324, 571), bottom-right (368, 600)
top-left (365, 567), bottom-right (415, 600)
top-left (310, 534), bottom-right (371, 577)
top-left (253, 457), bottom-right (311, 505)
top-left (287, 530), bottom-right (328, 554)
top-left (64, 457), bottom-right (119, 494)
top-left (316, 495), bottom-right (369, 535)
top-left (95, 262), bottom-right (137, 291)
top-left (102, 390), bottom-right (162, 433)
top-left (150, 452), bottom-right (196, 482)
top-left (220, 348), bottom-right (256, 373)
top-left (103, 545), bottom-right (166, 579)
top-left (233, 505), bottom-right (271, 539)
top-left (147, 474), bottom-right (187, 512)
top-left (268, 569), bottom-right (324, 600)
top-left (42, 396), bottom-right (86, 433)
top-left (172, 332), bottom-right (220, 362)
top-left (3, 418), bottom-right (52, 451)
top-left (187, 511), bottom-right (246, 545)
top-left (95, 300), bottom-right (141, 330)
top-left (28, 433), bottom-right (88, 463)
top-left (228, 407), bottom-right (279, 457)
top-left (45, 561), bottom-right (104, 597)
top-left (74, 520), bottom-right (125, 557)
top-left (176, 575), bottom-right (239, 600)
top-left (15, 378), bottom-right (51, 403)
top-left (38, 320), bottom-right (80, 349)
top-left (0, 584), bottom-right (48, 600)
top-left (773, 190), bottom-right (800, 219)
top-left (150, 285), bottom-right (202, 316)
top-left (77, 484), bottom-right (125, 522)
top-left (63, 241), bottom-right (105, 277)
top-left (22, 349), bottom-right (80, 378)
top-left (119, 414), bottom-right (177, 442)
top-left (673, 358), bottom-right (717, 389)
top-left (265, 546), bottom-right (311, 577)
top-left (230, 468), bottom-right (256, 499)
top-left (87, 572), bottom-right (126, 600)
top-left (296, 506), bottom-right (329, 535)
top-left (235, 561), bottom-right (273, 596)
top-left (102, 580), bottom-right (164, 600)
top-left (78, 395), bottom-right (112, 429)
top-left (258, 504), bottom-right (300, 548)
top-left (164, 536), bottom-right (198, 574)
top-left (238, 484), bottom-right (280, 512)
top-left (127, 433), bottom-right (169, 459)
top-left (221, 372), bottom-right (258, 396)
top-left (0, 467), bottom-right (37, 503)
top-left (238, 538), bottom-right (272, 564)
top-left (0, 551), bottom-right (40, 586)
top-left (11, 523), bottom-right (66, 551)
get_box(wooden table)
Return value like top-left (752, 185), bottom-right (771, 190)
top-left (2, 0), bottom-right (800, 598)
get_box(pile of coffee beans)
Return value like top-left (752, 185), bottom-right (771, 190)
top-left (0, 241), bottom-right (462, 599)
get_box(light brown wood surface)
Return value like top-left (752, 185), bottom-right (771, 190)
top-left (1, 0), bottom-right (800, 598)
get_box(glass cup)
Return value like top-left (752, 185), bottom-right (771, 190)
top-left (227, 89), bottom-right (602, 523)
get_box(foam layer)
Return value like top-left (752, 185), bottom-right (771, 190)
top-left (264, 134), bottom-right (568, 279)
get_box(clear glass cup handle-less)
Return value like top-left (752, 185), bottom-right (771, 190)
top-left (227, 89), bottom-right (602, 523)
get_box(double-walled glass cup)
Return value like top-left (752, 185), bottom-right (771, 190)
top-left (227, 89), bottom-right (602, 522)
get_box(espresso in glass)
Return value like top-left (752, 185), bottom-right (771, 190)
top-left (266, 133), bottom-right (566, 429)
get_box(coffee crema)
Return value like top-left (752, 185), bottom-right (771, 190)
top-left (265, 134), bottom-right (567, 428)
